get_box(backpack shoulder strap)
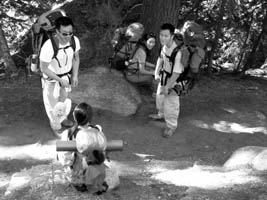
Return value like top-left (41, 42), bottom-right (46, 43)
top-left (68, 125), bottom-right (79, 140)
top-left (88, 124), bottom-right (100, 131)
top-left (170, 46), bottom-right (180, 64)
top-left (70, 36), bottom-right (76, 52)
top-left (46, 32), bottom-right (59, 59)
top-left (159, 45), bottom-right (163, 58)
top-left (129, 42), bottom-right (147, 60)
top-left (169, 43), bottom-right (184, 75)
top-left (128, 43), bottom-right (140, 60)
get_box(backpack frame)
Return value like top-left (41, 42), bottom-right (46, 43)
top-left (30, 9), bottom-right (76, 75)
top-left (160, 41), bottom-right (202, 95)
top-left (109, 23), bottom-right (145, 72)
top-left (109, 38), bottom-right (141, 71)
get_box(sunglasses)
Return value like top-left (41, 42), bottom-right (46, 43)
top-left (59, 31), bottom-right (73, 37)
top-left (148, 32), bottom-right (156, 38)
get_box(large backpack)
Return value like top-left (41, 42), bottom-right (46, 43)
top-left (161, 21), bottom-right (206, 95)
top-left (30, 9), bottom-right (76, 75)
top-left (108, 22), bottom-right (144, 71)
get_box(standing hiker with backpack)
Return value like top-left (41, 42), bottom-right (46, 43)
top-left (149, 23), bottom-right (190, 138)
top-left (39, 16), bottom-right (81, 133)
top-left (149, 21), bottom-right (206, 138)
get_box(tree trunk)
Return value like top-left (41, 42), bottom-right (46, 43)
top-left (141, 0), bottom-right (181, 33)
top-left (242, 31), bottom-right (263, 73)
top-left (0, 23), bottom-right (17, 75)
top-left (207, 0), bottom-right (226, 74)
top-left (242, 8), bottom-right (267, 73)
top-left (235, 13), bottom-right (254, 72)
top-left (140, 0), bottom-right (181, 62)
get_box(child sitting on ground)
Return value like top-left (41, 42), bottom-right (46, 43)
top-left (57, 102), bottom-right (108, 195)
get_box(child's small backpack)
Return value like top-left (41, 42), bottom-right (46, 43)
top-left (109, 22), bottom-right (144, 71)
top-left (67, 125), bottom-right (108, 194)
top-left (29, 9), bottom-right (76, 75)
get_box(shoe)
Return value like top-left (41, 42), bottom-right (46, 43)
top-left (50, 121), bottom-right (62, 131)
top-left (162, 127), bottom-right (175, 138)
top-left (149, 113), bottom-right (164, 121)
top-left (50, 120), bottom-right (66, 137)
top-left (61, 119), bottom-right (74, 127)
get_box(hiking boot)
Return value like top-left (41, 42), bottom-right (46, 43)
top-left (50, 121), bottom-right (62, 130)
top-left (149, 113), bottom-right (164, 121)
top-left (162, 127), bottom-right (175, 138)
top-left (50, 123), bottom-right (63, 138)
top-left (61, 119), bottom-right (74, 127)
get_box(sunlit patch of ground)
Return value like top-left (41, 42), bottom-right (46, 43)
top-left (0, 140), bottom-right (57, 161)
top-left (192, 120), bottom-right (267, 135)
top-left (191, 109), bottom-right (267, 135)
top-left (152, 164), bottom-right (262, 189)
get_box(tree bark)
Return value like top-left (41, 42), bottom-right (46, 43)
top-left (140, 0), bottom-right (181, 62)
top-left (207, 0), bottom-right (226, 74)
top-left (0, 23), bottom-right (17, 74)
top-left (242, 31), bottom-right (263, 73)
top-left (242, 8), bottom-right (267, 73)
top-left (141, 0), bottom-right (181, 34)
top-left (235, 12), bottom-right (254, 72)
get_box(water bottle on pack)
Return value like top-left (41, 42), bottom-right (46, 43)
top-left (30, 54), bottom-right (39, 73)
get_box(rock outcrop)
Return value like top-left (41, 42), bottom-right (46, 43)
top-left (69, 66), bottom-right (142, 116)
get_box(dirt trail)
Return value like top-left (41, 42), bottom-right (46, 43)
top-left (0, 74), bottom-right (267, 199)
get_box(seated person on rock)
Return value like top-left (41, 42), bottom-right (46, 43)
top-left (57, 102), bottom-right (108, 195)
top-left (125, 32), bottom-right (157, 84)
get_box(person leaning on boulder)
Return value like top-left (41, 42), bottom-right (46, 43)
top-left (125, 32), bottom-right (157, 84)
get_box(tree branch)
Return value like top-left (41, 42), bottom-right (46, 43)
top-left (35, 0), bottom-right (51, 9)
top-left (2, 12), bottom-right (29, 23)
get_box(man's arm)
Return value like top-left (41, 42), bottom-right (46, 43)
top-left (135, 49), bottom-right (154, 75)
top-left (71, 50), bottom-right (80, 87)
top-left (139, 63), bottom-right (154, 75)
top-left (154, 57), bottom-right (163, 81)
top-left (145, 61), bottom-right (156, 69)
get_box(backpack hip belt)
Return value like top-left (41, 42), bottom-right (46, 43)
top-left (42, 70), bottom-right (72, 98)
top-left (43, 69), bottom-right (72, 82)
top-left (159, 68), bottom-right (172, 86)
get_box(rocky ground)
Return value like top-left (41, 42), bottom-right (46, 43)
top-left (0, 70), bottom-right (267, 200)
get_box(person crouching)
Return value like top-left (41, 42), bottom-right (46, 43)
top-left (57, 102), bottom-right (108, 195)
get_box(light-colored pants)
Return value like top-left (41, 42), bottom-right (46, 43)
top-left (42, 78), bottom-right (72, 130)
top-left (156, 84), bottom-right (180, 130)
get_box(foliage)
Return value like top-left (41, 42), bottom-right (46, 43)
top-left (0, 0), bottom-right (67, 49)
top-left (178, 0), bottom-right (267, 72)
top-left (69, 0), bottom-right (142, 65)
top-left (1, 0), bottom-right (267, 74)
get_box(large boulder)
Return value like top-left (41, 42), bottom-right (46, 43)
top-left (69, 66), bottom-right (142, 116)
top-left (223, 146), bottom-right (267, 171)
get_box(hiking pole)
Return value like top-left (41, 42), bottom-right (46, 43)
top-left (56, 140), bottom-right (123, 152)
